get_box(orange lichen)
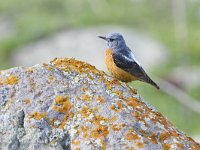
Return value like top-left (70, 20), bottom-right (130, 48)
top-left (92, 115), bottom-right (108, 125)
top-left (88, 75), bottom-right (94, 80)
top-left (91, 125), bottom-right (109, 139)
top-left (140, 130), bottom-right (148, 135)
top-left (72, 140), bottom-right (80, 146)
top-left (82, 94), bottom-right (91, 101)
top-left (82, 87), bottom-right (88, 92)
top-left (127, 97), bottom-right (140, 108)
top-left (81, 106), bottom-right (92, 118)
top-left (30, 112), bottom-right (47, 120)
top-left (26, 67), bottom-right (34, 73)
top-left (129, 87), bottom-right (137, 94)
top-left (126, 131), bottom-right (140, 141)
top-left (111, 123), bottom-right (126, 131)
top-left (149, 132), bottom-right (158, 144)
top-left (55, 96), bottom-right (68, 104)
top-left (81, 126), bottom-right (89, 133)
top-left (106, 84), bottom-right (112, 90)
top-left (96, 96), bottom-right (105, 103)
top-left (50, 117), bottom-right (70, 129)
top-left (162, 143), bottom-right (171, 150)
top-left (65, 111), bottom-right (74, 120)
top-left (93, 107), bottom-right (99, 112)
top-left (80, 126), bottom-right (89, 138)
top-left (76, 96), bottom-right (81, 101)
top-left (24, 98), bottom-right (30, 104)
top-left (0, 78), bottom-right (3, 85)
top-left (136, 142), bottom-right (144, 148)
top-left (53, 102), bottom-right (72, 113)
top-left (115, 90), bottom-right (123, 99)
top-left (106, 78), bottom-right (122, 87)
top-left (142, 112), bottom-right (151, 121)
top-left (53, 96), bottom-right (73, 114)
top-left (110, 116), bottom-right (117, 122)
top-left (104, 77), bottom-right (123, 89)
top-left (58, 120), bottom-right (67, 129)
top-left (159, 116), bottom-right (172, 130)
top-left (51, 111), bottom-right (74, 129)
top-left (111, 124), bottom-right (121, 131)
top-left (151, 112), bottom-right (173, 131)
top-left (117, 100), bottom-right (124, 110)
top-left (101, 139), bottom-right (107, 150)
top-left (43, 63), bottom-right (53, 71)
top-left (175, 142), bottom-right (183, 149)
top-left (110, 105), bottom-right (117, 112)
top-left (110, 101), bottom-right (123, 112)
top-left (133, 111), bottom-right (142, 120)
top-left (159, 131), bottom-right (171, 142)
top-left (151, 116), bottom-right (158, 124)
top-left (83, 133), bottom-right (88, 138)
top-left (49, 118), bottom-right (60, 127)
top-left (191, 142), bottom-right (200, 150)
top-left (51, 58), bottom-right (100, 75)
top-left (98, 76), bottom-right (106, 83)
top-left (5, 75), bottom-right (18, 85)
top-left (169, 130), bottom-right (179, 138)
top-left (48, 75), bottom-right (54, 81)
top-left (121, 123), bottom-right (126, 127)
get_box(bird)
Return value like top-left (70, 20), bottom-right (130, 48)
top-left (98, 32), bottom-right (160, 89)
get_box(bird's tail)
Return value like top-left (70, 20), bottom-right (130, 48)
top-left (148, 78), bottom-right (160, 90)
top-left (140, 75), bottom-right (160, 90)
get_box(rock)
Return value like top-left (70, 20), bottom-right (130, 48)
top-left (0, 58), bottom-right (199, 150)
top-left (11, 26), bottom-right (168, 71)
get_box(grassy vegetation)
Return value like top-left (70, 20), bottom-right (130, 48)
top-left (0, 0), bottom-right (200, 136)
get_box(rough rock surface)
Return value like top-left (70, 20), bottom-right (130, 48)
top-left (0, 58), bottom-right (199, 150)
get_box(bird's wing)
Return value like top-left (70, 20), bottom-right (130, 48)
top-left (112, 52), bottom-right (160, 89)
top-left (112, 52), bottom-right (145, 79)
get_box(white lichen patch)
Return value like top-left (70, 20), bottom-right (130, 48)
top-left (70, 128), bottom-right (78, 139)
top-left (88, 114), bottom-right (94, 120)
top-left (100, 120), bottom-right (106, 126)
top-left (94, 139), bottom-right (102, 146)
top-left (49, 128), bottom-right (65, 142)
top-left (84, 140), bottom-right (91, 145)
top-left (156, 122), bottom-right (165, 130)
top-left (144, 117), bottom-right (150, 122)
top-left (139, 121), bottom-right (148, 131)
top-left (85, 121), bottom-right (92, 126)
top-left (74, 76), bottom-right (80, 83)
top-left (54, 120), bottom-right (61, 126)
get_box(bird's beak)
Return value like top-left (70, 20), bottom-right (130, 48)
top-left (98, 36), bottom-right (107, 40)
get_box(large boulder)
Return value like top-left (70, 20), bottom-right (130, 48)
top-left (0, 58), bottom-right (199, 150)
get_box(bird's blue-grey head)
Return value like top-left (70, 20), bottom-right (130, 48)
top-left (98, 32), bottom-right (126, 50)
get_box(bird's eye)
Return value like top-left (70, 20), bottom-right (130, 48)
top-left (110, 38), bottom-right (114, 42)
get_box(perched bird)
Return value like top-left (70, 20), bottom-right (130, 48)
top-left (98, 32), bottom-right (160, 89)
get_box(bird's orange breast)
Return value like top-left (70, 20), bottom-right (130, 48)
top-left (105, 49), bottom-right (138, 82)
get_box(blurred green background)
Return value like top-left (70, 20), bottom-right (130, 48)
top-left (0, 0), bottom-right (200, 140)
